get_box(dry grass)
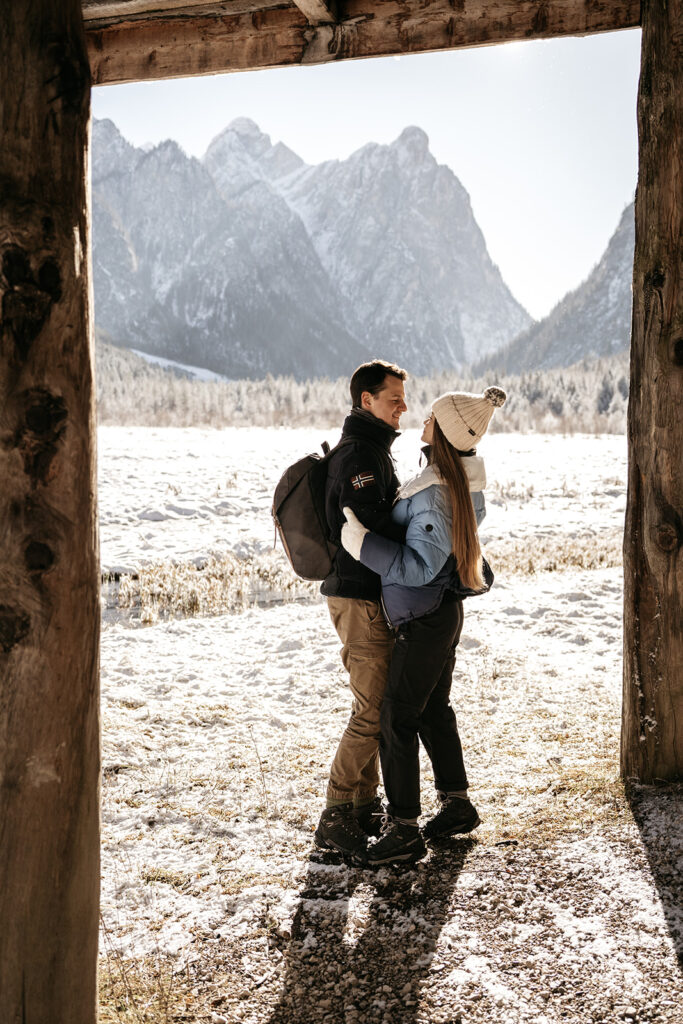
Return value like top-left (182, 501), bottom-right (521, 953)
top-left (99, 940), bottom-right (199, 1024)
top-left (140, 867), bottom-right (193, 891)
top-left (113, 550), bottom-right (318, 624)
top-left (488, 529), bottom-right (622, 576)
top-left (108, 532), bottom-right (622, 627)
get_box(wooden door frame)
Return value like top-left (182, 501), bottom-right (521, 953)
top-left (1, 3), bottom-right (680, 1021)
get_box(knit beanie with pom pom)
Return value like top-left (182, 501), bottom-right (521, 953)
top-left (431, 386), bottom-right (507, 450)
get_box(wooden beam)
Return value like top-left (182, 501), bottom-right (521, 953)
top-left (87, 0), bottom-right (642, 86)
top-left (82, 0), bottom-right (284, 29)
top-left (0, 1), bottom-right (100, 1019)
top-left (291, 0), bottom-right (338, 26)
top-left (621, 0), bottom-right (683, 783)
top-left (83, 0), bottom-right (256, 16)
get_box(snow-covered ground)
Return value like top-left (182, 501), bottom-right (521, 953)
top-left (98, 427), bottom-right (627, 573)
top-left (98, 429), bottom-right (682, 1023)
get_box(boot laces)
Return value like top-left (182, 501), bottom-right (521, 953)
top-left (379, 813), bottom-right (396, 836)
top-left (329, 805), bottom-right (364, 838)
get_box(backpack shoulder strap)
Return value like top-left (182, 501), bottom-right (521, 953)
top-left (327, 435), bottom-right (387, 459)
top-left (323, 436), bottom-right (356, 459)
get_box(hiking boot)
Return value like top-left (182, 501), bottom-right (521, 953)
top-left (353, 796), bottom-right (385, 838)
top-left (366, 815), bottom-right (427, 867)
top-left (315, 803), bottom-right (367, 864)
top-left (422, 793), bottom-right (481, 842)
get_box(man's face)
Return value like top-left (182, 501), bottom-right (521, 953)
top-left (361, 376), bottom-right (407, 429)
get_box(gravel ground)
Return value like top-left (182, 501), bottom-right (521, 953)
top-left (99, 580), bottom-right (682, 1024)
top-left (173, 798), bottom-right (682, 1024)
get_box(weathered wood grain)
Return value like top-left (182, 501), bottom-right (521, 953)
top-left (0, 1), bottom-right (100, 1019)
top-left (622, 0), bottom-right (683, 783)
top-left (83, 0), bottom-right (260, 15)
top-left (292, 0), bottom-right (338, 25)
top-left (82, 0), bottom-right (285, 29)
top-left (87, 0), bottom-right (642, 86)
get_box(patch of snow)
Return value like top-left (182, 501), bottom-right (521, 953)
top-left (130, 349), bottom-right (231, 381)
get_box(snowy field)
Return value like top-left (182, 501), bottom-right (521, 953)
top-left (98, 427), bottom-right (627, 573)
top-left (97, 428), bottom-right (682, 1024)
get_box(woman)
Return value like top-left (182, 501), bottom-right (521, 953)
top-left (340, 386), bottom-right (506, 866)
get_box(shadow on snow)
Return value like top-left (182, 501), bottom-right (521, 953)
top-left (628, 783), bottom-right (683, 969)
top-left (267, 837), bottom-right (477, 1024)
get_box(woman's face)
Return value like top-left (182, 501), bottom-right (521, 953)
top-left (421, 413), bottom-right (435, 445)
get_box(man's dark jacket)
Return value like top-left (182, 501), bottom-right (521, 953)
top-left (321, 409), bottom-right (403, 600)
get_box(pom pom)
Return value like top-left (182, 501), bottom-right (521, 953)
top-left (484, 386), bottom-right (506, 408)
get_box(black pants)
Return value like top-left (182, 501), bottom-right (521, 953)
top-left (379, 594), bottom-right (468, 820)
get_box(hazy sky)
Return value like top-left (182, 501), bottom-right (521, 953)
top-left (92, 28), bottom-right (641, 321)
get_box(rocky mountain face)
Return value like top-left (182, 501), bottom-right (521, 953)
top-left (475, 203), bottom-right (635, 375)
top-left (271, 126), bottom-right (531, 371)
top-left (92, 119), bottom-right (364, 379)
top-left (92, 117), bottom-right (531, 379)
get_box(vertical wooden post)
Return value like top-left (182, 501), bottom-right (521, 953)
top-left (622, 0), bottom-right (683, 783)
top-left (0, 2), bottom-right (100, 1021)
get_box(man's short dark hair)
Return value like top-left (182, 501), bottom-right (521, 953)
top-left (350, 359), bottom-right (408, 408)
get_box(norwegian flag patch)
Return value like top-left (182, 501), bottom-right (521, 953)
top-left (350, 471), bottom-right (376, 491)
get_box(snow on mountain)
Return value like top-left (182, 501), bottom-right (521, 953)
top-left (203, 117), bottom-right (305, 195)
top-left (92, 117), bottom-right (531, 379)
top-left (476, 203), bottom-right (635, 374)
top-left (270, 126), bottom-right (531, 371)
top-left (92, 119), bottom-right (366, 380)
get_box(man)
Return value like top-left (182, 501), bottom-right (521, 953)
top-left (314, 359), bottom-right (408, 862)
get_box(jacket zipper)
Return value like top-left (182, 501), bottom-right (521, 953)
top-left (380, 592), bottom-right (395, 632)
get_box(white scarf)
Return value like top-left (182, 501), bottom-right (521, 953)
top-left (396, 456), bottom-right (486, 501)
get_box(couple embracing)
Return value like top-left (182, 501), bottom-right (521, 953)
top-left (314, 359), bottom-right (506, 867)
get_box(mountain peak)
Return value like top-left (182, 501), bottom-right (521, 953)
top-left (205, 118), bottom-right (272, 163)
top-left (92, 117), bottom-right (136, 183)
top-left (204, 118), bottom-right (304, 190)
top-left (474, 202), bottom-right (635, 374)
top-left (93, 116), bottom-right (122, 138)
top-left (394, 126), bottom-right (430, 155)
top-left (225, 117), bottom-right (267, 140)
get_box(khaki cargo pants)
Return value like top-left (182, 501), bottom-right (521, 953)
top-left (326, 596), bottom-right (395, 803)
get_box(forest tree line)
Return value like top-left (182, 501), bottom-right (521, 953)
top-left (96, 339), bottom-right (629, 433)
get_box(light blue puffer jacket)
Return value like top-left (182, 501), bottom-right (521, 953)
top-left (358, 459), bottom-right (487, 628)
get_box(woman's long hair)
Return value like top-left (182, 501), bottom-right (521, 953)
top-left (428, 418), bottom-right (483, 591)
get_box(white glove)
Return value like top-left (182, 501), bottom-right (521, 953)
top-left (341, 506), bottom-right (369, 562)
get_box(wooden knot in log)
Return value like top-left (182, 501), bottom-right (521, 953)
top-left (654, 522), bottom-right (680, 553)
top-left (16, 388), bottom-right (68, 485)
top-left (0, 606), bottom-right (30, 654)
top-left (24, 541), bottom-right (55, 576)
top-left (24, 389), bottom-right (67, 437)
top-left (1, 245), bottom-right (62, 361)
